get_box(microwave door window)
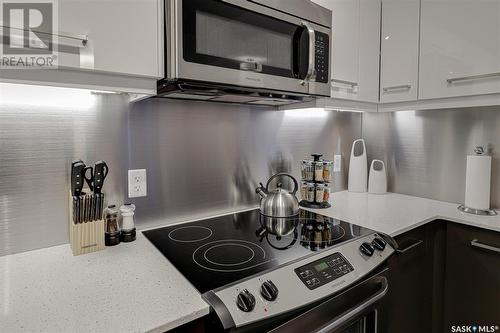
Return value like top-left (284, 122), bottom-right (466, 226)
top-left (183, 0), bottom-right (299, 79)
top-left (195, 11), bottom-right (292, 71)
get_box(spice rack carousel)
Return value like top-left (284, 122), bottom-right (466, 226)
top-left (299, 154), bottom-right (332, 209)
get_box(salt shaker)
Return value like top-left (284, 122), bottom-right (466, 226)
top-left (119, 203), bottom-right (136, 242)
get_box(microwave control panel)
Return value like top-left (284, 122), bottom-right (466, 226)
top-left (294, 252), bottom-right (354, 290)
top-left (314, 32), bottom-right (330, 83)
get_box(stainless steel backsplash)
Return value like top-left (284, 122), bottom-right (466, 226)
top-left (0, 90), bottom-right (129, 256)
top-left (0, 93), bottom-right (360, 256)
top-left (363, 107), bottom-right (500, 208)
top-left (5, 89), bottom-right (498, 257)
top-left (128, 99), bottom-right (360, 230)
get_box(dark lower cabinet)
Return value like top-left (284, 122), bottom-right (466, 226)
top-left (385, 222), bottom-right (446, 333)
top-left (443, 223), bottom-right (500, 331)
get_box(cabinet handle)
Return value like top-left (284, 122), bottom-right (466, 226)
top-left (331, 79), bottom-right (358, 87)
top-left (446, 72), bottom-right (500, 84)
top-left (470, 239), bottom-right (500, 254)
top-left (396, 239), bottom-right (423, 254)
top-left (1, 25), bottom-right (88, 47)
top-left (382, 84), bottom-right (411, 92)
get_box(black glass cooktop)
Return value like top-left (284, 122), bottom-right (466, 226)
top-left (143, 209), bottom-right (374, 294)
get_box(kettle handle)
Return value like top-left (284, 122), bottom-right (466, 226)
top-left (266, 173), bottom-right (299, 195)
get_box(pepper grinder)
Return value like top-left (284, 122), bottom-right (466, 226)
top-left (119, 203), bottom-right (136, 242)
top-left (104, 205), bottom-right (120, 246)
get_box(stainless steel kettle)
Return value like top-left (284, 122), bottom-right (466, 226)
top-left (256, 173), bottom-right (299, 218)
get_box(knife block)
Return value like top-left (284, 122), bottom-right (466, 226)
top-left (68, 192), bottom-right (105, 256)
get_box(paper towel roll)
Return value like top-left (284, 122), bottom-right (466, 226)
top-left (465, 155), bottom-right (492, 210)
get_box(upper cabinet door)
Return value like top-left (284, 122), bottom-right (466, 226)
top-left (312, 0), bottom-right (380, 103)
top-left (380, 0), bottom-right (420, 103)
top-left (58, 0), bottom-right (162, 78)
top-left (358, 0), bottom-right (381, 103)
top-left (329, 0), bottom-right (360, 100)
top-left (420, 0), bottom-right (500, 99)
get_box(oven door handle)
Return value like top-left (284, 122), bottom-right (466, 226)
top-left (269, 274), bottom-right (389, 333)
top-left (314, 276), bottom-right (388, 333)
top-left (300, 21), bottom-right (316, 85)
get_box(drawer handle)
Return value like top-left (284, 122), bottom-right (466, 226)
top-left (446, 72), bottom-right (500, 84)
top-left (331, 79), bottom-right (358, 87)
top-left (470, 239), bottom-right (500, 254)
top-left (382, 84), bottom-right (411, 92)
top-left (396, 239), bottom-right (423, 254)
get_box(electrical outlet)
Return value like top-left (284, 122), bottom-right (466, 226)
top-left (334, 155), bottom-right (342, 172)
top-left (128, 169), bottom-right (147, 198)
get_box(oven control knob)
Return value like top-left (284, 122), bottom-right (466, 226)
top-left (372, 237), bottom-right (387, 251)
top-left (261, 280), bottom-right (279, 301)
top-left (359, 242), bottom-right (375, 256)
top-left (236, 289), bottom-right (256, 312)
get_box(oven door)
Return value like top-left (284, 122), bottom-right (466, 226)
top-left (166, 0), bottom-right (331, 96)
top-left (268, 271), bottom-right (389, 333)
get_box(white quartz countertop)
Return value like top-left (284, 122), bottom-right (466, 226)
top-left (304, 191), bottom-right (500, 236)
top-left (2, 191), bottom-right (499, 333)
top-left (0, 232), bottom-right (210, 333)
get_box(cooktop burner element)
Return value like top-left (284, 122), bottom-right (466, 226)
top-left (167, 225), bottom-right (213, 243)
top-left (194, 240), bottom-right (270, 272)
top-left (143, 209), bottom-right (375, 293)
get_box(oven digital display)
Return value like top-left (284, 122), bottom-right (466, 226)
top-left (295, 252), bottom-right (354, 290)
top-left (314, 262), bottom-right (328, 272)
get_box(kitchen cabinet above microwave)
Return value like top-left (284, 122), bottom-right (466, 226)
top-left (312, 0), bottom-right (380, 103)
top-left (0, 0), bottom-right (163, 95)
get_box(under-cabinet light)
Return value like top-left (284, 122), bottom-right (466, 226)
top-left (0, 82), bottom-right (121, 110)
top-left (283, 107), bottom-right (329, 118)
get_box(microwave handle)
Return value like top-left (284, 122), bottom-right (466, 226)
top-left (300, 21), bottom-right (316, 85)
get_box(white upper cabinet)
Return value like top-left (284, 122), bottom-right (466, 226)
top-left (58, 0), bottom-right (162, 78)
top-left (312, 0), bottom-right (380, 103)
top-left (358, 0), bottom-right (382, 103)
top-left (380, 0), bottom-right (420, 103)
top-left (419, 0), bottom-right (500, 99)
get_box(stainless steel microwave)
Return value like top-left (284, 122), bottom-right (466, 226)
top-left (158, 0), bottom-right (332, 106)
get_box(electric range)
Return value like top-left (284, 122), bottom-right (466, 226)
top-left (143, 209), bottom-right (395, 330)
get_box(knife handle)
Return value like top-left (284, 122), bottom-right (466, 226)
top-left (71, 162), bottom-right (86, 196)
top-left (93, 161), bottom-right (109, 194)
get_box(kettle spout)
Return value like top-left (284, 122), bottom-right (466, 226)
top-left (256, 182), bottom-right (268, 198)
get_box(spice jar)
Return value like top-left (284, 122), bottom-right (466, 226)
top-left (104, 205), bottom-right (120, 246)
top-left (323, 161), bottom-right (333, 182)
top-left (315, 183), bottom-right (325, 203)
top-left (323, 184), bottom-right (331, 203)
top-left (304, 160), bottom-right (314, 181)
top-left (300, 181), bottom-right (308, 200)
top-left (300, 161), bottom-right (308, 180)
top-left (314, 161), bottom-right (324, 181)
top-left (306, 182), bottom-right (315, 202)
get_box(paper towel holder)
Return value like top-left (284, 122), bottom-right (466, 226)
top-left (457, 145), bottom-right (497, 216)
top-left (457, 204), bottom-right (497, 216)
